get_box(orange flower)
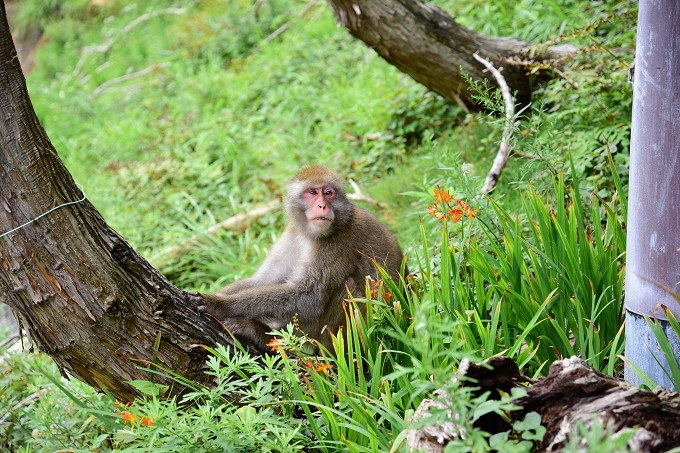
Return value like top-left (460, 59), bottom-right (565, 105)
top-left (140, 417), bottom-right (155, 427)
top-left (448, 208), bottom-right (463, 223)
top-left (427, 205), bottom-right (439, 218)
top-left (369, 279), bottom-right (381, 298)
top-left (121, 411), bottom-right (135, 424)
top-left (428, 187), bottom-right (479, 223)
top-left (434, 188), bottom-right (453, 204)
top-left (315, 362), bottom-right (333, 376)
top-left (266, 337), bottom-right (280, 352)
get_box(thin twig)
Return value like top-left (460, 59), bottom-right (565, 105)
top-left (510, 149), bottom-right (538, 159)
top-left (67, 7), bottom-right (186, 85)
top-left (93, 63), bottom-right (171, 96)
top-left (0, 333), bottom-right (20, 352)
top-left (0, 389), bottom-right (48, 425)
top-left (151, 179), bottom-right (383, 262)
top-left (252, 0), bottom-right (267, 18)
top-left (263, 0), bottom-right (319, 44)
top-left (347, 179), bottom-right (386, 208)
top-left (473, 53), bottom-right (516, 196)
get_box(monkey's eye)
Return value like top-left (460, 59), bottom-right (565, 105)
top-left (324, 188), bottom-right (335, 197)
top-left (307, 188), bottom-right (318, 195)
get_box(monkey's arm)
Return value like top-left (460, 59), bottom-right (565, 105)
top-left (208, 230), bottom-right (302, 297)
top-left (210, 278), bottom-right (257, 297)
top-left (197, 280), bottom-right (326, 329)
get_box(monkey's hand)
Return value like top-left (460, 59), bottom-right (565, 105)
top-left (192, 293), bottom-right (236, 319)
top-left (184, 290), bottom-right (205, 309)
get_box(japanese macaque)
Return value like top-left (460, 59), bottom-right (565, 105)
top-left (195, 166), bottom-right (405, 353)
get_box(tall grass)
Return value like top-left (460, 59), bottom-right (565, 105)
top-left (469, 170), bottom-right (626, 375)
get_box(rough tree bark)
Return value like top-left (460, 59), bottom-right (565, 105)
top-left (326, 0), bottom-right (574, 110)
top-left (0, 3), bottom-right (236, 402)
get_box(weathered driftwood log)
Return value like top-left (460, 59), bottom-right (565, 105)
top-left (407, 357), bottom-right (680, 452)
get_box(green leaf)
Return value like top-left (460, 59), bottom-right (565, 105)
top-left (127, 379), bottom-right (167, 397)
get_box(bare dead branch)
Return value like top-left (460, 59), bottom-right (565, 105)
top-left (473, 52), bottom-right (516, 196)
top-left (252, 0), bottom-right (267, 18)
top-left (68, 7), bottom-right (186, 85)
top-left (347, 179), bottom-right (386, 208)
top-left (0, 389), bottom-right (48, 425)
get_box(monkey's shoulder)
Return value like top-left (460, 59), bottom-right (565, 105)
top-left (327, 206), bottom-right (403, 271)
top-left (348, 206), bottom-right (400, 244)
top-left (348, 205), bottom-right (391, 230)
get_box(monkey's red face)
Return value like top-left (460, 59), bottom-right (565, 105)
top-left (302, 185), bottom-right (337, 234)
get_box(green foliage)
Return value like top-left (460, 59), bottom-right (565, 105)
top-left (386, 91), bottom-right (465, 147)
top-left (2, 0), bottom-right (645, 450)
top-left (177, 0), bottom-right (299, 63)
top-left (11, 0), bottom-right (94, 37)
top-left (105, 346), bottom-right (310, 452)
top-left (0, 349), bottom-right (115, 451)
top-left (417, 169), bottom-right (626, 376)
top-left (472, 170), bottom-right (627, 373)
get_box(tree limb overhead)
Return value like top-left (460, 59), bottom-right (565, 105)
top-left (326, 0), bottom-right (575, 110)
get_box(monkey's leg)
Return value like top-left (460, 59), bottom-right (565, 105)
top-left (221, 316), bottom-right (275, 354)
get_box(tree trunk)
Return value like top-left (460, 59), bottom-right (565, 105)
top-left (0, 3), bottom-right (235, 402)
top-left (326, 0), bottom-right (574, 110)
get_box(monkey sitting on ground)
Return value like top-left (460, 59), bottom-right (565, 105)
top-left (194, 165), bottom-right (406, 353)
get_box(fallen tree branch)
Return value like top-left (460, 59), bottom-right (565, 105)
top-left (151, 200), bottom-right (281, 262)
top-left (68, 7), bottom-right (186, 86)
top-left (347, 179), bottom-right (386, 208)
top-left (407, 357), bottom-right (680, 452)
top-left (473, 52), bottom-right (516, 197)
top-left (0, 388), bottom-right (48, 425)
top-left (93, 62), bottom-right (171, 96)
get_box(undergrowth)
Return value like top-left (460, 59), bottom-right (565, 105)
top-left (0, 0), bottom-right (648, 451)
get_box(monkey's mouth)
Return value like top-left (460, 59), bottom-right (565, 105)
top-left (310, 216), bottom-right (333, 226)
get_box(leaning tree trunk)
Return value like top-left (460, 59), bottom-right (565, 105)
top-left (0, 3), bottom-right (236, 402)
top-left (326, 0), bottom-right (574, 110)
